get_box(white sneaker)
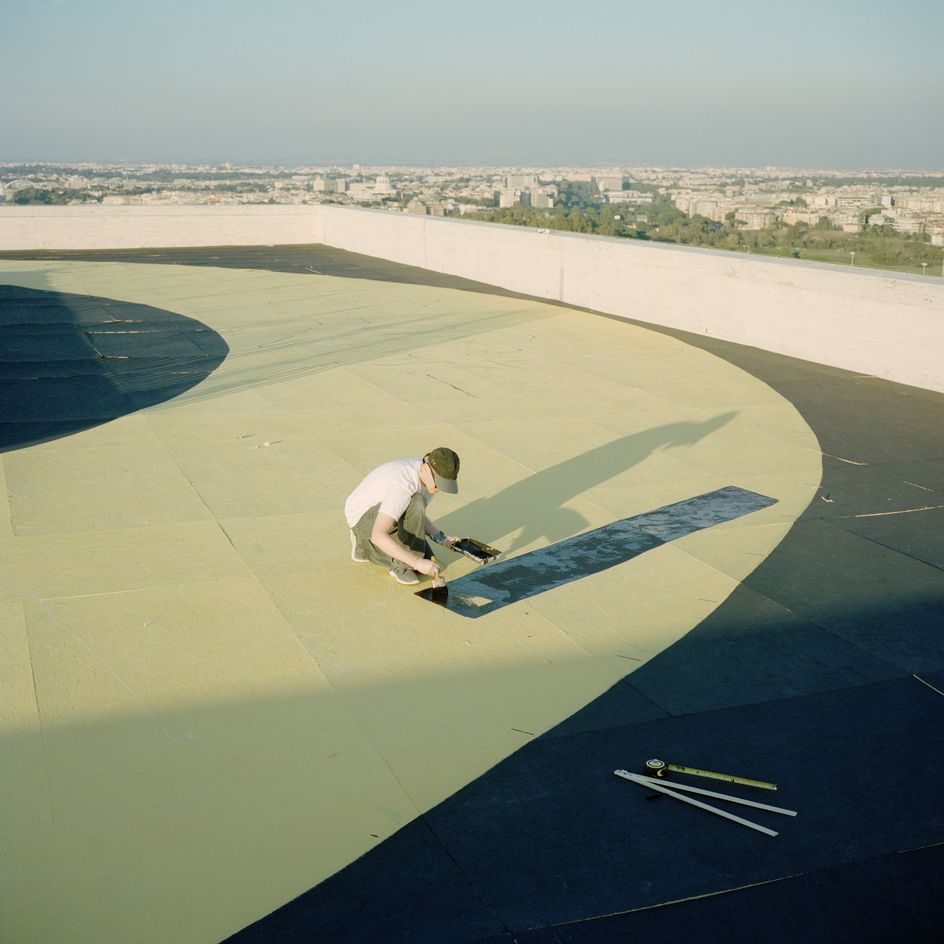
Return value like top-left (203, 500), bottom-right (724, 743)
top-left (350, 530), bottom-right (368, 563)
top-left (388, 565), bottom-right (420, 585)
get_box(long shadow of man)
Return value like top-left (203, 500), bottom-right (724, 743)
top-left (439, 412), bottom-right (737, 555)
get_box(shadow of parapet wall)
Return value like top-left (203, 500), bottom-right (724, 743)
top-left (4, 597), bottom-right (942, 944)
top-left (218, 651), bottom-right (944, 943)
top-left (0, 245), bottom-right (538, 299)
top-left (0, 285), bottom-right (228, 453)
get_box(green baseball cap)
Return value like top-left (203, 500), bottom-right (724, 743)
top-left (425, 447), bottom-right (460, 494)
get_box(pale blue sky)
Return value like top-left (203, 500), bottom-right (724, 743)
top-left (4, 0), bottom-right (942, 167)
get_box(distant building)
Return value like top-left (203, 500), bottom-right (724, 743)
top-left (348, 181), bottom-right (374, 201)
top-left (499, 189), bottom-right (518, 208)
top-left (834, 212), bottom-right (862, 233)
top-left (836, 192), bottom-right (876, 210)
top-left (693, 199), bottom-right (723, 221)
top-left (313, 177), bottom-right (347, 194)
top-left (897, 194), bottom-right (944, 213)
top-left (606, 190), bottom-right (653, 206)
top-left (735, 208), bottom-right (776, 230)
top-left (890, 216), bottom-right (924, 235)
top-left (595, 175), bottom-right (626, 193)
top-left (406, 199), bottom-right (429, 215)
top-left (530, 189), bottom-right (554, 209)
top-left (505, 174), bottom-right (536, 190)
top-left (374, 175), bottom-right (396, 195)
top-left (782, 209), bottom-right (821, 226)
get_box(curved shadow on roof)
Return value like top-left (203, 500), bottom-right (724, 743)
top-left (0, 245), bottom-right (541, 301)
top-left (0, 285), bottom-right (229, 453)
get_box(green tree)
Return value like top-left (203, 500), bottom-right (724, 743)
top-left (566, 207), bottom-right (591, 233)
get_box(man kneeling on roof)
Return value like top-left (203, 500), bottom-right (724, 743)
top-left (344, 447), bottom-right (460, 585)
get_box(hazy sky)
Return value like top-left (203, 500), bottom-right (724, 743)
top-left (4, 0), bottom-right (943, 168)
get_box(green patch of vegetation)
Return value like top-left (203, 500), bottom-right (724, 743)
top-left (468, 188), bottom-right (942, 276)
top-left (812, 175), bottom-right (944, 188)
top-left (11, 187), bottom-right (98, 205)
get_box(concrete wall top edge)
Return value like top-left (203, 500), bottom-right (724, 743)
top-left (0, 204), bottom-right (320, 217)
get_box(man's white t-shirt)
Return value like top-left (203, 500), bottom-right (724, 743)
top-left (344, 458), bottom-right (432, 528)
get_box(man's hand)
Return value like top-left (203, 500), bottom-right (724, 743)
top-left (416, 558), bottom-right (440, 578)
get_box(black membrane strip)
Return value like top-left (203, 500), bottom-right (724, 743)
top-left (416, 486), bottom-right (777, 617)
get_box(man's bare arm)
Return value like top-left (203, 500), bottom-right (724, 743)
top-left (371, 512), bottom-right (439, 575)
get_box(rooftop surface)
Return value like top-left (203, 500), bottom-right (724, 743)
top-left (1, 246), bottom-right (942, 944)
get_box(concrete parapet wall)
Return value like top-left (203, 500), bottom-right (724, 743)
top-left (0, 205), bottom-right (325, 250)
top-left (2, 204), bottom-right (942, 392)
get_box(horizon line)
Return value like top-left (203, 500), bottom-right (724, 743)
top-left (3, 159), bottom-right (944, 175)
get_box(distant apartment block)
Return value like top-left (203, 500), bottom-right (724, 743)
top-left (595, 175), bottom-right (627, 192)
top-left (693, 199), bottom-right (723, 221)
top-left (837, 212), bottom-right (862, 233)
top-left (671, 192), bottom-right (726, 220)
top-left (897, 194), bottom-right (944, 212)
top-left (782, 209), bottom-right (823, 226)
top-left (505, 174), bottom-right (537, 190)
top-left (735, 208), bottom-right (777, 230)
top-left (605, 190), bottom-right (654, 206)
top-left (313, 177), bottom-right (348, 193)
top-left (890, 216), bottom-right (924, 235)
top-left (347, 182), bottom-right (373, 201)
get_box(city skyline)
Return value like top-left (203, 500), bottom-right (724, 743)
top-left (4, 0), bottom-right (943, 169)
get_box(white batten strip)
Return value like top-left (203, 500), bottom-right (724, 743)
top-left (625, 772), bottom-right (797, 817)
top-left (614, 771), bottom-right (778, 837)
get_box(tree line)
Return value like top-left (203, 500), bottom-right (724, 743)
top-left (468, 192), bottom-right (942, 274)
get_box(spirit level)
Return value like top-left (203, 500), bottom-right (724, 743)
top-left (645, 758), bottom-right (777, 791)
